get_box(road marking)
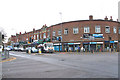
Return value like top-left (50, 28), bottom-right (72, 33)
top-left (0, 57), bottom-right (16, 63)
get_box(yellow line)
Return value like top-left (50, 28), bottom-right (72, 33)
top-left (0, 57), bottom-right (16, 63)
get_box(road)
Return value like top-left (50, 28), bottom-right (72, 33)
top-left (2, 51), bottom-right (118, 78)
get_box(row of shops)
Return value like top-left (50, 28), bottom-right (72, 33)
top-left (53, 40), bottom-right (118, 52)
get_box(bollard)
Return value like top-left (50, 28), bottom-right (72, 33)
top-left (28, 50), bottom-right (31, 54)
top-left (39, 49), bottom-right (42, 54)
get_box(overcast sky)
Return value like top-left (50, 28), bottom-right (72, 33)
top-left (0, 0), bottom-right (119, 40)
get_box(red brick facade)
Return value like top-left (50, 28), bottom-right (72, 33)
top-left (10, 16), bottom-right (120, 52)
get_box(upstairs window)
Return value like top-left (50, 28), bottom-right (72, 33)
top-left (43, 33), bottom-right (46, 38)
top-left (105, 26), bottom-right (110, 33)
top-left (84, 27), bottom-right (89, 33)
top-left (53, 31), bottom-right (55, 36)
top-left (95, 26), bottom-right (101, 33)
top-left (73, 28), bottom-right (78, 34)
top-left (113, 27), bottom-right (117, 33)
top-left (58, 30), bottom-right (61, 35)
top-left (64, 29), bottom-right (68, 34)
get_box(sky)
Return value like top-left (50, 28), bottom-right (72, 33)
top-left (0, 0), bottom-right (119, 42)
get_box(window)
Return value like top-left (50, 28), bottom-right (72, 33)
top-left (119, 28), bottom-right (120, 34)
top-left (34, 35), bottom-right (36, 39)
top-left (113, 27), bottom-right (117, 33)
top-left (37, 34), bottom-right (39, 40)
top-left (47, 32), bottom-right (50, 37)
top-left (64, 29), bottom-right (68, 34)
top-left (43, 33), bottom-right (46, 38)
top-left (53, 31), bottom-right (55, 36)
top-left (73, 28), bottom-right (78, 34)
top-left (95, 26), bottom-right (101, 33)
top-left (105, 26), bottom-right (110, 33)
top-left (40, 34), bottom-right (42, 39)
top-left (84, 27), bottom-right (89, 33)
top-left (58, 30), bottom-right (61, 35)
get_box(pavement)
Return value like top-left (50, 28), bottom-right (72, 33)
top-left (2, 51), bottom-right (118, 78)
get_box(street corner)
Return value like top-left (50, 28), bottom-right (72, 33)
top-left (0, 57), bottom-right (16, 63)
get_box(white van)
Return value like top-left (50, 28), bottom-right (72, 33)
top-left (0, 45), bottom-right (3, 52)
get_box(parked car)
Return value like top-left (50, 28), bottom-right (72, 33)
top-left (4, 47), bottom-right (11, 51)
top-left (0, 45), bottom-right (3, 52)
top-left (18, 47), bottom-right (25, 52)
top-left (14, 47), bottom-right (19, 51)
top-left (26, 47), bottom-right (38, 53)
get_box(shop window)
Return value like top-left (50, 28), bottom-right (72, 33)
top-left (73, 28), bottom-right (79, 34)
top-left (95, 26), bottom-right (101, 33)
top-left (64, 29), bottom-right (68, 34)
top-left (58, 30), bottom-right (61, 35)
top-left (113, 27), bottom-right (117, 33)
top-left (84, 27), bottom-right (89, 33)
top-left (105, 26), bottom-right (110, 33)
top-left (53, 31), bottom-right (55, 36)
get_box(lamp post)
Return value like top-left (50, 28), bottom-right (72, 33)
top-left (59, 12), bottom-right (63, 52)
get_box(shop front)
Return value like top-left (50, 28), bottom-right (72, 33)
top-left (83, 42), bottom-right (89, 52)
top-left (90, 42), bottom-right (103, 52)
top-left (64, 42), bottom-right (80, 52)
top-left (104, 41), bottom-right (118, 52)
top-left (83, 42), bottom-right (103, 52)
top-left (53, 43), bottom-right (62, 52)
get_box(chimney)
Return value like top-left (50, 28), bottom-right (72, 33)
top-left (33, 28), bottom-right (35, 31)
top-left (20, 32), bottom-right (21, 34)
top-left (25, 31), bottom-right (26, 34)
top-left (110, 16), bottom-right (113, 21)
top-left (89, 15), bottom-right (93, 20)
top-left (104, 16), bottom-right (108, 20)
top-left (117, 19), bottom-right (118, 22)
top-left (45, 24), bottom-right (46, 26)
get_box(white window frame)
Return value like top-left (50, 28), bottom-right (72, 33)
top-left (73, 28), bottom-right (79, 34)
top-left (47, 32), bottom-right (50, 37)
top-left (53, 31), bottom-right (55, 36)
top-left (34, 35), bottom-right (36, 40)
top-left (64, 28), bottom-right (68, 34)
top-left (113, 27), bottom-right (117, 33)
top-left (40, 34), bottom-right (42, 39)
top-left (95, 26), bottom-right (101, 33)
top-left (37, 34), bottom-right (39, 40)
top-left (105, 26), bottom-right (110, 33)
top-left (43, 33), bottom-right (46, 38)
top-left (84, 27), bottom-right (90, 33)
top-left (58, 30), bottom-right (61, 35)
top-left (119, 28), bottom-right (120, 34)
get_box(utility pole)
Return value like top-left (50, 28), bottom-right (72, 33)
top-left (59, 12), bottom-right (63, 52)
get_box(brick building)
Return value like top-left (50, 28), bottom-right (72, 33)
top-left (10, 15), bottom-right (120, 52)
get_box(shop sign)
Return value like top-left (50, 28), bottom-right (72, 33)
top-left (105, 41), bottom-right (109, 43)
top-left (90, 42), bottom-right (97, 44)
top-left (68, 43), bottom-right (74, 45)
top-left (93, 34), bottom-right (103, 38)
top-left (74, 43), bottom-right (80, 45)
top-left (83, 34), bottom-right (92, 38)
top-left (110, 41), bottom-right (114, 43)
top-left (114, 40), bottom-right (118, 43)
top-left (54, 43), bottom-right (61, 45)
top-left (83, 42), bottom-right (89, 44)
top-left (97, 42), bottom-right (103, 44)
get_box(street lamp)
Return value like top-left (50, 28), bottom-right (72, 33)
top-left (59, 12), bottom-right (63, 52)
